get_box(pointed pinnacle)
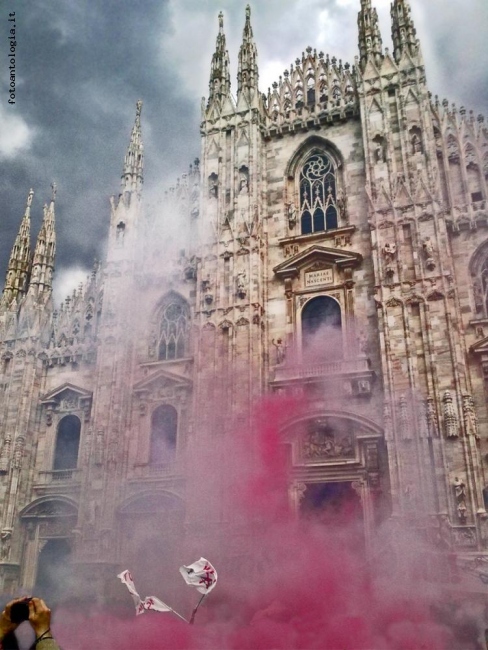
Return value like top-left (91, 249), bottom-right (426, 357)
top-left (218, 11), bottom-right (224, 32)
top-left (135, 99), bottom-right (143, 127)
top-left (51, 182), bottom-right (57, 203)
top-left (27, 188), bottom-right (34, 209)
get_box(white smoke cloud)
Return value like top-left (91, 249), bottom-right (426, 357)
top-left (0, 103), bottom-right (34, 159)
top-left (53, 265), bottom-right (90, 306)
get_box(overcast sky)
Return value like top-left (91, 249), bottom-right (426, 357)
top-left (1, 0), bottom-right (487, 303)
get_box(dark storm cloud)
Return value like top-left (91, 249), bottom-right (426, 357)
top-left (0, 0), bottom-right (487, 302)
top-left (0, 0), bottom-right (199, 292)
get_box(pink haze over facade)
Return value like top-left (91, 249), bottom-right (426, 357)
top-left (0, 0), bottom-right (488, 641)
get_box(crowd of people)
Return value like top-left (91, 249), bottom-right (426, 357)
top-left (0, 597), bottom-right (60, 650)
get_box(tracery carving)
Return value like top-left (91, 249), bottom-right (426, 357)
top-left (152, 296), bottom-right (190, 361)
top-left (299, 153), bottom-right (338, 235)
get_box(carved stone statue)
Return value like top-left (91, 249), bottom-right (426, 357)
top-left (412, 134), bottom-right (423, 154)
top-left (453, 477), bottom-right (468, 523)
top-left (336, 188), bottom-right (348, 222)
top-left (422, 238), bottom-right (436, 271)
top-left (272, 338), bottom-right (286, 365)
top-left (236, 272), bottom-right (247, 299)
top-left (208, 175), bottom-right (218, 199)
top-left (239, 168), bottom-right (249, 194)
top-left (382, 242), bottom-right (397, 264)
top-left (0, 529), bottom-right (11, 562)
top-left (286, 203), bottom-right (297, 229)
top-left (374, 137), bottom-right (386, 163)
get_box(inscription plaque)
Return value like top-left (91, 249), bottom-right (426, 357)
top-left (305, 268), bottom-right (333, 287)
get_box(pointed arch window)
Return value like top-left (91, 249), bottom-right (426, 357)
top-left (157, 297), bottom-right (190, 361)
top-left (53, 415), bottom-right (81, 470)
top-left (150, 405), bottom-right (177, 466)
top-left (478, 257), bottom-right (488, 316)
top-left (300, 153), bottom-right (338, 235)
top-left (301, 296), bottom-right (342, 361)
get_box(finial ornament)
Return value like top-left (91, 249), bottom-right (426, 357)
top-left (218, 11), bottom-right (224, 31)
top-left (136, 99), bottom-right (143, 117)
top-left (51, 182), bottom-right (57, 203)
top-left (246, 4), bottom-right (251, 19)
top-left (27, 188), bottom-right (34, 208)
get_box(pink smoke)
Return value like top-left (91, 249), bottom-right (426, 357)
top-left (42, 394), bottom-right (475, 649)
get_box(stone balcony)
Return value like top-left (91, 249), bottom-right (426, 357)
top-left (270, 356), bottom-right (374, 396)
top-left (34, 468), bottom-right (82, 487)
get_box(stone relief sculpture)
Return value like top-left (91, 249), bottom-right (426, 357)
top-left (303, 420), bottom-right (355, 460)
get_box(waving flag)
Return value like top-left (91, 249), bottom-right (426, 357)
top-left (117, 570), bottom-right (173, 616)
top-left (179, 557), bottom-right (218, 594)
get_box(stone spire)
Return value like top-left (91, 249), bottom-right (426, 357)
top-left (29, 183), bottom-right (56, 299)
top-left (0, 189), bottom-right (33, 307)
top-left (391, 0), bottom-right (420, 63)
top-left (121, 100), bottom-right (144, 195)
top-left (208, 12), bottom-right (231, 107)
top-left (358, 0), bottom-right (383, 70)
top-left (237, 5), bottom-right (259, 98)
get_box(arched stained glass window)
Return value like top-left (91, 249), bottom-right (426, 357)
top-left (481, 258), bottom-right (488, 315)
top-left (150, 405), bottom-right (177, 465)
top-left (53, 415), bottom-right (81, 470)
top-left (302, 296), bottom-right (342, 361)
top-left (300, 153), bottom-right (338, 235)
top-left (158, 298), bottom-right (190, 361)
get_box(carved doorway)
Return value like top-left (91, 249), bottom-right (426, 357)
top-left (300, 481), bottom-right (365, 552)
top-left (285, 414), bottom-right (389, 556)
top-left (35, 538), bottom-right (72, 604)
top-left (20, 498), bottom-right (78, 595)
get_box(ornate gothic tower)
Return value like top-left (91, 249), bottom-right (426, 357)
top-left (0, 185), bottom-right (57, 591)
top-left (358, 0), bottom-right (487, 548)
top-left (196, 5), bottom-right (267, 426)
top-left (187, 6), bottom-right (269, 531)
top-left (69, 101), bottom-right (146, 592)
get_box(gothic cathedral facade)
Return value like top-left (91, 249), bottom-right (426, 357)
top-left (1, 1), bottom-right (488, 598)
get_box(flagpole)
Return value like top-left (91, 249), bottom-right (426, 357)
top-left (169, 608), bottom-right (189, 623)
top-left (189, 594), bottom-right (206, 625)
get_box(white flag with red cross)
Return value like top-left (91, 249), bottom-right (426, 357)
top-left (117, 570), bottom-right (173, 616)
top-left (179, 557), bottom-right (218, 594)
